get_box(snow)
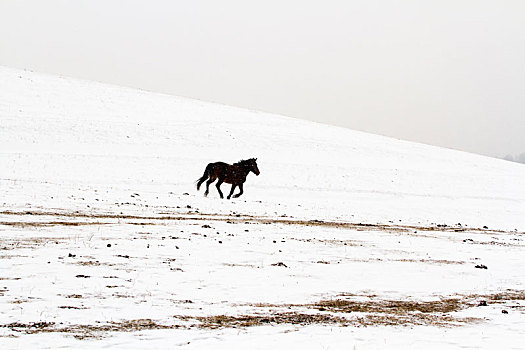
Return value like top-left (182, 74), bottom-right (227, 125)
top-left (0, 65), bottom-right (524, 348)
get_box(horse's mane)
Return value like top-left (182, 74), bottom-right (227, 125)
top-left (234, 158), bottom-right (254, 166)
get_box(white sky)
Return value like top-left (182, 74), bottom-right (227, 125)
top-left (1, 0), bottom-right (524, 157)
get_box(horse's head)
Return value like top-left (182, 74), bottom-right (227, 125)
top-left (249, 158), bottom-right (260, 176)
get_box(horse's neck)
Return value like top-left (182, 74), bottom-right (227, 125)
top-left (234, 164), bottom-right (250, 176)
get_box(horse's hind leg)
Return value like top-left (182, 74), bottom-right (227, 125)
top-left (233, 184), bottom-right (244, 198)
top-left (204, 176), bottom-right (216, 197)
top-left (215, 178), bottom-right (224, 199)
top-left (227, 184), bottom-right (237, 200)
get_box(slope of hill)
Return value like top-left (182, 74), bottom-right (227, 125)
top-left (1, 66), bottom-right (524, 231)
top-left (0, 66), bottom-right (524, 348)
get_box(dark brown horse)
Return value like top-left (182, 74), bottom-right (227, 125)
top-left (196, 158), bottom-right (260, 199)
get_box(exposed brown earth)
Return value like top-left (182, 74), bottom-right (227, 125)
top-left (2, 291), bottom-right (523, 339)
top-left (0, 209), bottom-right (519, 235)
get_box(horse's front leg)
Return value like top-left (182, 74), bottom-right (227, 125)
top-left (215, 179), bottom-right (224, 199)
top-left (233, 183), bottom-right (244, 198)
top-left (227, 184), bottom-right (237, 200)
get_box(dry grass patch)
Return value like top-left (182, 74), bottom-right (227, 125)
top-left (4, 291), bottom-right (521, 338)
top-left (311, 290), bottom-right (525, 315)
top-left (241, 290), bottom-right (525, 328)
top-left (2, 209), bottom-right (521, 235)
top-left (0, 237), bottom-right (68, 250)
top-left (1, 319), bottom-right (183, 340)
top-left (0, 221), bottom-right (109, 227)
top-left (312, 297), bottom-right (463, 314)
top-left (189, 313), bottom-right (347, 329)
top-left (396, 259), bottom-right (465, 265)
top-left (65, 294), bottom-right (83, 299)
top-left (76, 261), bottom-right (116, 267)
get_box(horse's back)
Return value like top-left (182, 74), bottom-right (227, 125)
top-left (210, 161), bottom-right (229, 167)
top-left (208, 162), bottom-right (230, 170)
top-left (207, 162), bottom-right (230, 177)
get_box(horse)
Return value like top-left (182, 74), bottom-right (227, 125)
top-left (196, 158), bottom-right (260, 199)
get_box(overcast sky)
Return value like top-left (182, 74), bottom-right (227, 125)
top-left (1, 0), bottom-right (524, 158)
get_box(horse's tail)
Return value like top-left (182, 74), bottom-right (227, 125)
top-left (196, 163), bottom-right (213, 191)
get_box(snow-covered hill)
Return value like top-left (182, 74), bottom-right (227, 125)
top-left (1, 65), bottom-right (524, 230)
top-left (0, 66), bottom-right (524, 349)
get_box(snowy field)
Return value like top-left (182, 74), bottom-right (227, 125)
top-left (1, 65), bottom-right (524, 349)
